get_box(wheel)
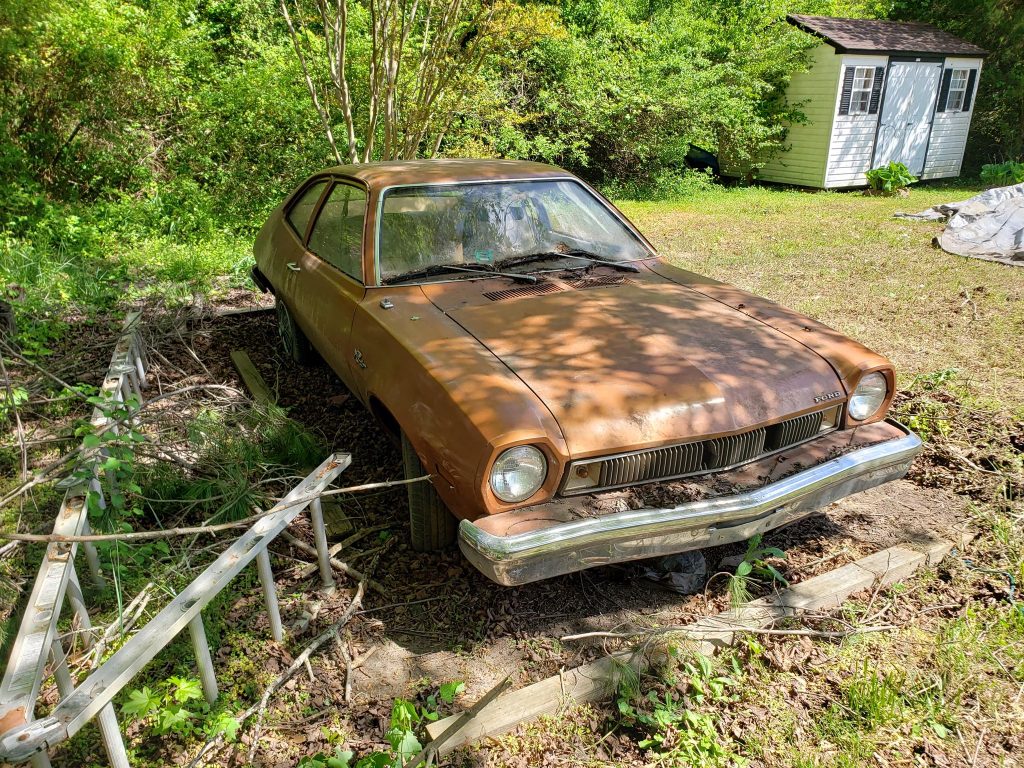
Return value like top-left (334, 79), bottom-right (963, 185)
top-left (402, 431), bottom-right (457, 551)
top-left (276, 298), bottom-right (315, 365)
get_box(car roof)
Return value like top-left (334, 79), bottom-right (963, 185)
top-left (325, 159), bottom-right (574, 189)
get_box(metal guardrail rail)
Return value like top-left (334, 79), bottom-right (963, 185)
top-left (0, 313), bottom-right (352, 766)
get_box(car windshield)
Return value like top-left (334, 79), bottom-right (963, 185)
top-left (377, 179), bottom-right (651, 283)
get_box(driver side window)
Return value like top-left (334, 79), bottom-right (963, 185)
top-left (308, 182), bottom-right (366, 282)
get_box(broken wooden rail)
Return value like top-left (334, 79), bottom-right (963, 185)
top-left (0, 313), bottom-right (355, 767)
top-left (425, 533), bottom-right (971, 757)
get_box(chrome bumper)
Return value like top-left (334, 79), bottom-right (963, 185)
top-left (459, 421), bottom-right (922, 586)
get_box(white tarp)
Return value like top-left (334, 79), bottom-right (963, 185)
top-left (897, 183), bottom-right (1024, 267)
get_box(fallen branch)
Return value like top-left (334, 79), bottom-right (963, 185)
top-left (561, 623), bottom-right (899, 643)
top-left (280, 531), bottom-right (386, 596)
top-left (294, 524), bottom-right (391, 580)
top-left (187, 579), bottom-right (367, 768)
top-left (245, 579), bottom-right (367, 762)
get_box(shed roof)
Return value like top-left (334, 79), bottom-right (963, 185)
top-left (787, 14), bottom-right (987, 57)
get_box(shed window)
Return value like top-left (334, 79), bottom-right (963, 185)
top-left (849, 67), bottom-right (875, 114)
top-left (946, 69), bottom-right (970, 111)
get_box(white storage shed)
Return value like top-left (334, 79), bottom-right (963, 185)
top-left (754, 15), bottom-right (987, 189)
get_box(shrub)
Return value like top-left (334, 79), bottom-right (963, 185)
top-left (979, 161), bottom-right (1024, 187)
top-left (865, 162), bottom-right (917, 194)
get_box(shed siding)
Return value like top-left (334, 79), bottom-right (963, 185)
top-left (756, 44), bottom-right (841, 187)
top-left (824, 54), bottom-right (888, 188)
top-left (922, 57), bottom-right (983, 180)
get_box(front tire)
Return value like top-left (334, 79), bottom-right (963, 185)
top-left (402, 432), bottom-right (457, 552)
top-left (276, 298), bottom-right (315, 365)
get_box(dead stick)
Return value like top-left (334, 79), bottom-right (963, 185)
top-left (244, 579), bottom-right (367, 762)
top-left (561, 624), bottom-right (899, 642)
top-left (294, 524), bottom-right (391, 579)
top-left (280, 531), bottom-right (386, 596)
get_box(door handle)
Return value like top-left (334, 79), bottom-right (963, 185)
top-left (286, 262), bottom-right (300, 272)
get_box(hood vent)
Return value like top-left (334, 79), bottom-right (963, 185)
top-left (482, 282), bottom-right (565, 302)
top-left (564, 275), bottom-right (635, 290)
top-left (484, 274), bottom-right (635, 302)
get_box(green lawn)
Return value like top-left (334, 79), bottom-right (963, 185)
top-left (620, 182), bottom-right (1024, 413)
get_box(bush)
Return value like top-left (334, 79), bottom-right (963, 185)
top-left (979, 161), bottom-right (1024, 188)
top-left (865, 162), bottom-right (917, 194)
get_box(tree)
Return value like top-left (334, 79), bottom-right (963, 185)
top-left (280, 0), bottom-right (542, 163)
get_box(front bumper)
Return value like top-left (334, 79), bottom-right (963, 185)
top-left (459, 420), bottom-right (922, 585)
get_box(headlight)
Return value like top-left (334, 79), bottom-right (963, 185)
top-left (848, 372), bottom-right (888, 421)
top-left (489, 445), bottom-right (547, 503)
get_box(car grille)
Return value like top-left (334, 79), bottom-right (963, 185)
top-left (562, 408), bottom-right (837, 495)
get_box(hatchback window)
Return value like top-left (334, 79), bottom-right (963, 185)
top-left (308, 183), bottom-right (366, 281)
top-left (378, 180), bottom-right (650, 282)
top-left (286, 180), bottom-right (327, 240)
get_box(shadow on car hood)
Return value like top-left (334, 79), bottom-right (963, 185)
top-left (422, 274), bottom-right (843, 457)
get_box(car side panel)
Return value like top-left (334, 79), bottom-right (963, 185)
top-left (349, 287), bottom-right (569, 520)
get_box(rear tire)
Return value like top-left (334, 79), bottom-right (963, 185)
top-left (276, 298), bottom-right (315, 365)
top-left (402, 432), bottom-right (457, 552)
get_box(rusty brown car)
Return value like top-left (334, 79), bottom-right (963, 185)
top-left (252, 159), bottom-right (921, 585)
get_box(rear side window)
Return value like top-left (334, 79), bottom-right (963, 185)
top-left (286, 180), bottom-right (327, 240)
top-left (308, 183), bottom-right (367, 281)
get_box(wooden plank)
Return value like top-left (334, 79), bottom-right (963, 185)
top-left (426, 537), bottom-right (958, 756)
top-left (230, 350), bottom-right (275, 406)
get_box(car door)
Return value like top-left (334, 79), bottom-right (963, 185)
top-left (873, 61), bottom-right (942, 176)
top-left (289, 180), bottom-right (368, 393)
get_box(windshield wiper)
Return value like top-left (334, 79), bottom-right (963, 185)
top-left (497, 249), bottom-right (640, 273)
top-left (384, 262), bottom-right (538, 285)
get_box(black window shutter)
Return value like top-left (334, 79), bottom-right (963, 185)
top-left (937, 68), bottom-right (953, 112)
top-left (962, 69), bottom-right (977, 111)
top-left (839, 67), bottom-right (855, 115)
top-left (868, 67), bottom-right (885, 113)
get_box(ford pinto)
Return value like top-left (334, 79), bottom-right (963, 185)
top-left (252, 159), bottom-right (922, 585)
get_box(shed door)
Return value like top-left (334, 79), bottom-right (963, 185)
top-left (873, 61), bottom-right (942, 176)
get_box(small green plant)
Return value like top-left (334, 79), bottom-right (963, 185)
top-left (844, 662), bottom-right (906, 727)
top-left (728, 534), bottom-right (788, 606)
top-left (979, 160), bottom-right (1024, 187)
top-left (305, 681), bottom-right (464, 767)
top-left (73, 389), bottom-right (147, 534)
top-left (614, 652), bottom-right (740, 765)
top-left (121, 676), bottom-right (238, 740)
top-left (865, 161), bottom-right (917, 193)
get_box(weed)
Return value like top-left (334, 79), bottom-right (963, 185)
top-left (728, 534), bottom-right (788, 606)
top-left (305, 681), bottom-right (465, 767)
top-left (614, 651), bottom-right (741, 766)
top-left (865, 161), bottom-right (917, 193)
top-left (122, 676), bottom-right (238, 741)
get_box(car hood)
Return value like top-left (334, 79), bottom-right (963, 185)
top-left (422, 274), bottom-right (844, 457)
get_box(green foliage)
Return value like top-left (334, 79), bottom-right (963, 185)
top-left (302, 681), bottom-right (464, 768)
top-left (865, 162), bottom-right (917, 193)
top-left (138, 403), bottom-right (325, 523)
top-left (74, 390), bottom-right (147, 534)
top-left (728, 534), bottom-right (788, 606)
top-left (122, 676), bottom-right (239, 740)
top-left (614, 652), bottom-right (742, 765)
top-left (980, 161), bottom-right (1024, 188)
